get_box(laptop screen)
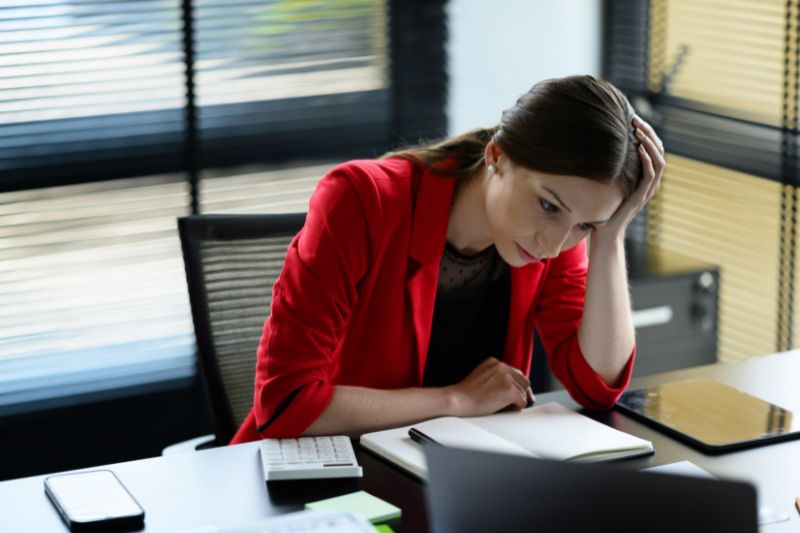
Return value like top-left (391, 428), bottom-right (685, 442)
top-left (424, 445), bottom-right (757, 533)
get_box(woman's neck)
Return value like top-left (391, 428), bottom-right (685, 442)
top-left (446, 166), bottom-right (494, 255)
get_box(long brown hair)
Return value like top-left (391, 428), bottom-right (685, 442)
top-left (383, 75), bottom-right (642, 198)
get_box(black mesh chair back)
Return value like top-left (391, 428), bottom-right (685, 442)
top-left (178, 213), bottom-right (306, 444)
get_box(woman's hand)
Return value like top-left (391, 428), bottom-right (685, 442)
top-left (446, 357), bottom-right (535, 417)
top-left (593, 116), bottom-right (665, 243)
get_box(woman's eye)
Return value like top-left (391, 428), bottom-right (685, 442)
top-left (540, 199), bottom-right (558, 213)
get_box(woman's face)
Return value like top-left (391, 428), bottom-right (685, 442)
top-left (484, 155), bottom-right (624, 267)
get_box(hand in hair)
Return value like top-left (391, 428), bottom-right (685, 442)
top-left (446, 357), bottom-right (535, 416)
top-left (593, 115), bottom-right (664, 243)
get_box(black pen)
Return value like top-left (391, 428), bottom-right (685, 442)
top-left (408, 427), bottom-right (441, 447)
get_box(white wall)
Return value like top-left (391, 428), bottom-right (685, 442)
top-left (446, 0), bottom-right (603, 134)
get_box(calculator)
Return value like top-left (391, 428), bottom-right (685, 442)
top-left (259, 436), bottom-right (363, 481)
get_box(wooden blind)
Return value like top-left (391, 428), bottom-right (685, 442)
top-left (0, 0), bottom-right (442, 413)
top-left (0, 174), bottom-right (195, 413)
top-left (650, 0), bottom-right (786, 126)
top-left (649, 155), bottom-right (782, 361)
top-left (193, 0), bottom-right (392, 169)
top-left (626, 0), bottom-right (800, 361)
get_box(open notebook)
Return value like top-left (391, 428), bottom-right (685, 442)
top-left (360, 402), bottom-right (653, 479)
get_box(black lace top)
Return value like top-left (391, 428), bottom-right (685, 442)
top-left (422, 241), bottom-right (511, 387)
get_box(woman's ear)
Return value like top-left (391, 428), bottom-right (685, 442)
top-left (484, 140), bottom-right (502, 169)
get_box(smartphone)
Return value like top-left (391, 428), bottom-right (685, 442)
top-left (44, 470), bottom-right (145, 532)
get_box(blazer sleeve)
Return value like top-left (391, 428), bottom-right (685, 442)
top-left (253, 164), bottom-right (374, 437)
top-left (533, 239), bottom-right (635, 409)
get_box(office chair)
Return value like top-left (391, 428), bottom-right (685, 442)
top-left (163, 213), bottom-right (306, 454)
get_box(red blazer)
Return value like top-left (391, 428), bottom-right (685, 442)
top-left (231, 158), bottom-right (635, 443)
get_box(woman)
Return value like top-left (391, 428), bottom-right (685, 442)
top-left (231, 75), bottom-right (665, 442)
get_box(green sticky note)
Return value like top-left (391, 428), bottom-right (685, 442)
top-left (374, 525), bottom-right (396, 533)
top-left (305, 490), bottom-right (401, 524)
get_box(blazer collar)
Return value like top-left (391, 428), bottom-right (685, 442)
top-left (409, 163), bottom-right (457, 265)
top-left (407, 163), bottom-right (457, 382)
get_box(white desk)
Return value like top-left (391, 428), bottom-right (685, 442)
top-left (2, 351), bottom-right (800, 532)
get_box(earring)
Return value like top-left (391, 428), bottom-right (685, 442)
top-left (488, 164), bottom-right (496, 174)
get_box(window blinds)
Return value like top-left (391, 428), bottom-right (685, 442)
top-left (650, 0), bottom-right (786, 126)
top-left (0, 0), bottom-right (403, 413)
top-left (0, 174), bottom-right (195, 414)
top-left (650, 155), bottom-right (782, 361)
top-left (606, 0), bottom-right (800, 361)
top-left (0, 0), bottom-right (187, 192)
top-left (194, 0), bottom-right (391, 169)
top-left (200, 162), bottom-right (327, 214)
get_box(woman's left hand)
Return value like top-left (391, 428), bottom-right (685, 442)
top-left (593, 115), bottom-right (665, 242)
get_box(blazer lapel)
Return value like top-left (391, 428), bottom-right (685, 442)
top-left (407, 165), bottom-right (455, 382)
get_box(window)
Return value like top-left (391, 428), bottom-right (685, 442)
top-left (0, 0), bottom-right (447, 413)
top-left (194, 0), bottom-right (391, 169)
top-left (605, 0), bottom-right (800, 361)
top-left (0, 174), bottom-right (194, 412)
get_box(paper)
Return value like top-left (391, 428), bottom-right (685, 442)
top-left (644, 460), bottom-right (715, 479)
top-left (644, 462), bottom-right (790, 526)
top-left (360, 429), bottom-right (428, 478)
top-left (757, 506), bottom-right (790, 526)
top-left (373, 525), bottom-right (395, 533)
top-left (361, 402), bottom-right (653, 479)
top-left (466, 402), bottom-right (653, 461)
top-left (177, 509), bottom-right (375, 533)
top-left (414, 417), bottom-right (534, 458)
top-left (305, 491), bottom-right (401, 524)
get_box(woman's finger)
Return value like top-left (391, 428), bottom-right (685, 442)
top-left (637, 130), bottom-right (663, 176)
top-left (506, 365), bottom-right (532, 395)
top-left (499, 373), bottom-right (527, 411)
top-left (644, 170), bottom-right (662, 204)
top-left (636, 128), bottom-right (664, 203)
top-left (633, 116), bottom-right (664, 155)
top-left (636, 127), bottom-right (660, 162)
top-left (638, 144), bottom-right (655, 198)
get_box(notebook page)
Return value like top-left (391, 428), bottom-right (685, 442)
top-left (360, 426), bottom-right (427, 478)
top-left (360, 417), bottom-right (536, 480)
top-left (468, 402), bottom-right (652, 461)
top-left (415, 417), bottom-right (538, 458)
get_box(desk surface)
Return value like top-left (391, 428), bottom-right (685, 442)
top-left (2, 351), bottom-right (800, 532)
